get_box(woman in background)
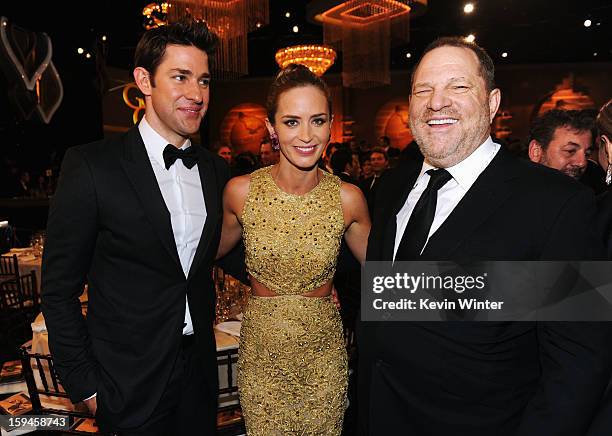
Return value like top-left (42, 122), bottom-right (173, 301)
top-left (594, 99), bottom-right (612, 259)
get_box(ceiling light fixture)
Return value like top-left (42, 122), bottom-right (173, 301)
top-left (275, 44), bottom-right (337, 76)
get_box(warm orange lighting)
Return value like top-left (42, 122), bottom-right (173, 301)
top-left (275, 45), bottom-right (337, 76)
top-left (143, 2), bottom-right (169, 29)
top-left (316, 0), bottom-right (420, 88)
top-left (122, 83), bottom-right (146, 125)
top-left (320, 0), bottom-right (411, 26)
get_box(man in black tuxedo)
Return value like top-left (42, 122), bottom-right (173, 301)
top-left (360, 148), bottom-right (389, 216)
top-left (358, 37), bottom-right (612, 435)
top-left (42, 20), bottom-right (226, 435)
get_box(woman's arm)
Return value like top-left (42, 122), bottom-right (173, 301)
top-left (341, 182), bottom-right (371, 265)
top-left (216, 175), bottom-right (250, 259)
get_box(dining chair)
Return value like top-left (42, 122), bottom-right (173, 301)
top-left (0, 271), bottom-right (39, 317)
top-left (0, 254), bottom-right (19, 283)
top-left (216, 347), bottom-right (245, 435)
top-left (19, 341), bottom-right (101, 434)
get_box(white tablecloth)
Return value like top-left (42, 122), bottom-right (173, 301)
top-left (7, 249), bottom-right (41, 292)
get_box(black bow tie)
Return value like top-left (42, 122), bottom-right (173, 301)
top-left (163, 144), bottom-right (198, 170)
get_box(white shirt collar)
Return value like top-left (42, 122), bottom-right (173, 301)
top-left (418, 136), bottom-right (499, 191)
top-left (138, 116), bottom-right (191, 169)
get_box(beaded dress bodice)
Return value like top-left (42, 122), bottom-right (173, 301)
top-left (241, 166), bottom-right (345, 295)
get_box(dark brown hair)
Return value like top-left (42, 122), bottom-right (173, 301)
top-left (411, 36), bottom-right (496, 93)
top-left (134, 19), bottom-right (218, 85)
top-left (530, 109), bottom-right (595, 150)
top-left (597, 99), bottom-right (612, 139)
top-left (369, 147), bottom-right (388, 161)
top-left (266, 64), bottom-right (332, 124)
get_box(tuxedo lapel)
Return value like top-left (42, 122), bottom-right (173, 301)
top-left (423, 148), bottom-right (520, 258)
top-left (380, 162), bottom-right (421, 260)
top-left (188, 147), bottom-right (219, 280)
top-left (119, 127), bottom-right (182, 271)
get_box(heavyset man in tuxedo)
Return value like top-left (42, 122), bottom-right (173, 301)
top-left (358, 37), bottom-right (612, 435)
top-left (41, 21), bottom-right (226, 435)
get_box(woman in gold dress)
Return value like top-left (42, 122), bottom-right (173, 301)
top-left (217, 64), bottom-right (370, 435)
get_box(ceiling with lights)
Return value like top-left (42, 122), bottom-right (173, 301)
top-left (1, 0), bottom-right (610, 79)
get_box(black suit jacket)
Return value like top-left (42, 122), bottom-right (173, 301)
top-left (359, 147), bottom-right (612, 436)
top-left (359, 175), bottom-right (382, 217)
top-left (41, 127), bottom-right (228, 429)
top-left (596, 191), bottom-right (612, 260)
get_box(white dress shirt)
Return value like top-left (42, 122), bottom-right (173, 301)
top-left (139, 116), bottom-right (207, 336)
top-left (393, 137), bottom-right (500, 260)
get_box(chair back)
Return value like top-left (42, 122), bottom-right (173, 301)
top-left (0, 254), bottom-right (19, 281)
top-left (19, 342), bottom-right (100, 434)
top-left (216, 348), bottom-right (245, 434)
top-left (0, 271), bottom-right (38, 312)
top-left (0, 278), bottom-right (24, 311)
top-left (18, 270), bottom-right (38, 311)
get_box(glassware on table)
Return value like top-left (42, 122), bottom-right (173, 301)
top-left (29, 231), bottom-right (46, 257)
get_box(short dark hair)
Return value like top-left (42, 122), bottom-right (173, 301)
top-left (330, 149), bottom-right (354, 174)
top-left (597, 99), bottom-right (612, 139)
top-left (369, 147), bottom-right (388, 161)
top-left (266, 64), bottom-right (332, 124)
top-left (134, 19), bottom-right (218, 83)
top-left (530, 109), bottom-right (595, 149)
top-left (411, 36), bottom-right (496, 93)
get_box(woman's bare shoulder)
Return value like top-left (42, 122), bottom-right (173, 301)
top-left (224, 174), bottom-right (252, 209)
top-left (339, 180), bottom-right (365, 203)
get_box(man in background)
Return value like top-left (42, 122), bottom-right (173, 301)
top-left (528, 109), bottom-right (595, 180)
top-left (259, 137), bottom-right (279, 167)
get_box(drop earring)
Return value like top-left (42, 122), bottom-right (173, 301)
top-left (270, 131), bottom-right (280, 151)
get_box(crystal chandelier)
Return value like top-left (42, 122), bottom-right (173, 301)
top-left (315, 0), bottom-right (427, 88)
top-left (168, 0), bottom-right (269, 79)
top-left (275, 45), bottom-right (336, 76)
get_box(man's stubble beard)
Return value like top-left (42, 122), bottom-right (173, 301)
top-left (410, 103), bottom-right (492, 168)
top-left (539, 153), bottom-right (585, 180)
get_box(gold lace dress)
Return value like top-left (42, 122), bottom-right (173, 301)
top-left (237, 166), bottom-right (348, 435)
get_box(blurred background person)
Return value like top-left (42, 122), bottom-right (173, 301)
top-left (330, 148), bottom-right (360, 185)
top-left (322, 142), bottom-right (339, 172)
top-left (594, 99), bottom-right (612, 259)
top-left (578, 109), bottom-right (607, 193)
top-left (360, 155), bottom-right (373, 181)
top-left (231, 152), bottom-right (258, 178)
top-left (215, 143), bottom-right (233, 166)
top-left (360, 147), bottom-right (388, 215)
top-left (590, 98), bottom-right (612, 436)
top-left (259, 137), bottom-right (279, 167)
top-left (527, 109), bottom-right (595, 181)
top-left (17, 171), bottom-right (31, 197)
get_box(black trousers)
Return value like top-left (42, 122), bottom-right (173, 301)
top-left (99, 335), bottom-right (217, 436)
